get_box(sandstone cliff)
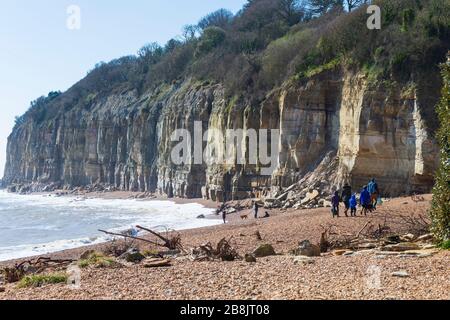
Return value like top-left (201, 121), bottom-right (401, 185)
top-left (3, 66), bottom-right (441, 200)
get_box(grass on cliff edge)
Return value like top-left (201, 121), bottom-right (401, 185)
top-left (18, 273), bottom-right (68, 288)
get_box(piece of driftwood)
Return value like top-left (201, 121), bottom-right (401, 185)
top-left (1, 257), bottom-right (75, 284)
top-left (99, 226), bottom-right (184, 252)
top-left (99, 229), bottom-right (162, 247)
top-left (103, 238), bottom-right (136, 257)
top-left (191, 237), bottom-right (240, 261)
top-left (356, 221), bottom-right (371, 239)
top-left (136, 225), bottom-right (183, 251)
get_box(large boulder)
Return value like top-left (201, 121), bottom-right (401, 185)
top-left (301, 190), bottom-right (319, 205)
top-left (120, 249), bottom-right (145, 263)
top-left (293, 240), bottom-right (321, 257)
top-left (245, 254), bottom-right (257, 263)
top-left (253, 244), bottom-right (276, 258)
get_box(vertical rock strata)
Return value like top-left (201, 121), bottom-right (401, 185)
top-left (3, 70), bottom-right (440, 199)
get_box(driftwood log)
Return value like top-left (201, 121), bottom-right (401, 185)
top-left (191, 237), bottom-right (240, 261)
top-left (99, 226), bottom-right (184, 252)
top-left (1, 257), bottom-right (75, 284)
top-left (136, 225), bottom-right (183, 251)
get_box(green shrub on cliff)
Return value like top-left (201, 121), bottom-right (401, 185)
top-left (196, 27), bottom-right (227, 56)
top-left (430, 57), bottom-right (450, 243)
top-left (13, 0), bottom-right (450, 125)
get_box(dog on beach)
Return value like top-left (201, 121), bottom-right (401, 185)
top-left (240, 213), bottom-right (249, 220)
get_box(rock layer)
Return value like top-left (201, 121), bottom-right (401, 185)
top-left (3, 69), bottom-right (440, 199)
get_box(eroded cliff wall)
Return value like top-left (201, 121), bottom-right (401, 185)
top-left (3, 68), bottom-right (440, 199)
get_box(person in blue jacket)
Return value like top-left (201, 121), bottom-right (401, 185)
top-left (349, 193), bottom-right (357, 217)
top-left (360, 186), bottom-right (371, 216)
top-left (367, 178), bottom-right (380, 209)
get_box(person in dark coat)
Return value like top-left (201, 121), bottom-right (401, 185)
top-left (360, 186), bottom-right (371, 216)
top-left (331, 191), bottom-right (340, 218)
top-left (341, 184), bottom-right (352, 217)
top-left (222, 210), bottom-right (227, 224)
top-left (253, 201), bottom-right (259, 219)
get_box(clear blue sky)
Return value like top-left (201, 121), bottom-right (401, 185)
top-left (0, 0), bottom-right (247, 177)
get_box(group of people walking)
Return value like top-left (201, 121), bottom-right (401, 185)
top-left (220, 178), bottom-right (381, 223)
top-left (331, 178), bottom-right (380, 218)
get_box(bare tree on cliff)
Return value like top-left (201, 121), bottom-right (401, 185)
top-left (306, 0), bottom-right (344, 16)
top-left (277, 0), bottom-right (307, 26)
top-left (305, 0), bottom-right (365, 15)
top-left (198, 9), bottom-right (234, 30)
top-left (344, 0), bottom-right (366, 12)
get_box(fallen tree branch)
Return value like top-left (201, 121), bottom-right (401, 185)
top-left (98, 229), bottom-right (162, 247)
top-left (356, 221), bottom-right (371, 239)
top-left (135, 225), bottom-right (183, 251)
top-left (191, 237), bottom-right (240, 261)
top-left (1, 257), bottom-right (75, 284)
top-left (99, 227), bottom-right (185, 252)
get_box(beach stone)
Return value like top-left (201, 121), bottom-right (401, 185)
top-left (403, 249), bottom-right (439, 257)
top-left (333, 249), bottom-right (348, 256)
top-left (293, 256), bottom-right (315, 265)
top-left (416, 234), bottom-right (434, 242)
top-left (245, 254), bottom-right (257, 263)
top-left (120, 249), bottom-right (145, 263)
top-left (358, 243), bottom-right (377, 249)
top-left (226, 208), bottom-right (237, 214)
top-left (159, 249), bottom-right (181, 257)
top-left (143, 258), bottom-right (171, 268)
top-left (197, 214), bottom-right (206, 219)
top-left (318, 198), bottom-right (332, 207)
top-left (376, 251), bottom-right (401, 256)
top-left (392, 270), bottom-right (409, 278)
top-left (253, 244), bottom-right (276, 258)
top-left (400, 233), bottom-right (416, 242)
top-left (300, 190), bottom-right (319, 205)
top-left (384, 235), bottom-right (401, 244)
top-left (0, 286), bottom-right (5, 293)
top-left (294, 240), bottom-right (321, 257)
top-left (381, 243), bottom-right (420, 252)
top-left (23, 265), bottom-right (38, 275)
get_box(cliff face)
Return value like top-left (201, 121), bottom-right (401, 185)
top-left (3, 68), bottom-right (440, 199)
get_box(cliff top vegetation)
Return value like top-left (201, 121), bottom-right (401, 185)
top-left (14, 0), bottom-right (450, 128)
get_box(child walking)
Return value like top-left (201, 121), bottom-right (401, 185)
top-left (349, 194), bottom-right (357, 217)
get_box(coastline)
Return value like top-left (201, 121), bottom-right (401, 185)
top-left (31, 190), bottom-right (221, 209)
top-left (1, 193), bottom-right (449, 300)
top-left (0, 190), bottom-right (223, 265)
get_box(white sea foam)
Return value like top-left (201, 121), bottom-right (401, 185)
top-left (0, 190), bottom-right (220, 261)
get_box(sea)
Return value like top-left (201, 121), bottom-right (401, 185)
top-left (0, 190), bottom-right (220, 261)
